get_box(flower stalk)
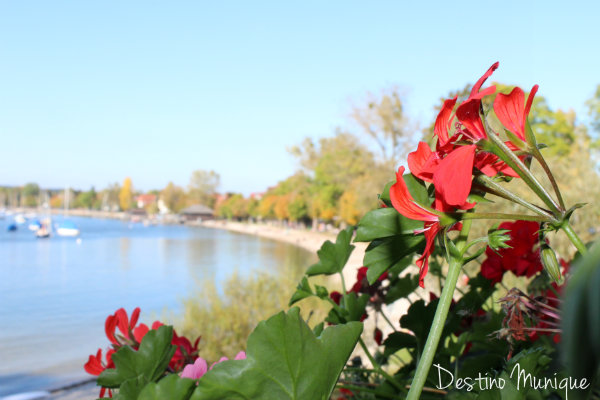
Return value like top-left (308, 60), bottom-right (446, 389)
top-left (406, 221), bottom-right (471, 400)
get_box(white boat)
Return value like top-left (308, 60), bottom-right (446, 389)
top-left (55, 220), bottom-right (80, 237)
top-left (14, 214), bottom-right (26, 224)
top-left (28, 220), bottom-right (42, 231)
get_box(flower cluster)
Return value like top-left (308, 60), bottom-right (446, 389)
top-left (480, 220), bottom-right (544, 284)
top-left (85, 307), bottom-right (201, 398)
top-left (389, 62), bottom-right (541, 288)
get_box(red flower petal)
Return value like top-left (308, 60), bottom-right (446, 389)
top-left (494, 86), bottom-right (525, 140)
top-left (104, 315), bottom-right (118, 345)
top-left (456, 99), bottom-right (487, 141)
top-left (434, 97), bottom-right (457, 146)
top-left (390, 167), bottom-right (439, 223)
top-left (470, 62), bottom-right (499, 99)
top-left (129, 307), bottom-right (141, 331)
top-left (433, 145), bottom-right (476, 207)
top-left (408, 142), bottom-right (440, 182)
top-left (115, 308), bottom-right (129, 339)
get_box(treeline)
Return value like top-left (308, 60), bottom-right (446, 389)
top-left (0, 170), bottom-right (221, 215)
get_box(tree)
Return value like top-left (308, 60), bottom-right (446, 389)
top-left (22, 182), bottom-right (40, 207)
top-left (74, 187), bottom-right (97, 209)
top-left (350, 87), bottom-right (414, 165)
top-left (119, 178), bottom-right (133, 211)
top-left (188, 170), bottom-right (220, 208)
top-left (586, 83), bottom-right (600, 135)
top-left (160, 182), bottom-right (187, 213)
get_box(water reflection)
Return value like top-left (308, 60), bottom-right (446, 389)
top-left (0, 217), bottom-right (315, 397)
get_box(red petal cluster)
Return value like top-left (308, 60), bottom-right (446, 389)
top-left (480, 220), bottom-right (543, 284)
top-left (86, 307), bottom-right (201, 397)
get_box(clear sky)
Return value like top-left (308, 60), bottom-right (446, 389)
top-left (1, 1), bottom-right (598, 194)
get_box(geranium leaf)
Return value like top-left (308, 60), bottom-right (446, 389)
top-left (288, 276), bottom-right (314, 306)
top-left (355, 207), bottom-right (423, 242)
top-left (189, 307), bottom-right (363, 400)
top-left (364, 235), bottom-right (424, 284)
top-left (138, 375), bottom-right (197, 400)
top-left (305, 227), bottom-right (354, 276)
top-left (97, 326), bottom-right (176, 389)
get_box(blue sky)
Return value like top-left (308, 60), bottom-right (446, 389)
top-left (1, 1), bottom-right (598, 194)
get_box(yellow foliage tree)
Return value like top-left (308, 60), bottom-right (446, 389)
top-left (119, 177), bottom-right (133, 211)
top-left (339, 190), bottom-right (361, 225)
top-left (274, 195), bottom-right (290, 221)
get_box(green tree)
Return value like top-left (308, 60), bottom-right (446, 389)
top-left (74, 187), bottom-right (97, 209)
top-left (188, 170), bottom-right (220, 208)
top-left (22, 182), bottom-right (40, 207)
top-left (160, 182), bottom-right (187, 213)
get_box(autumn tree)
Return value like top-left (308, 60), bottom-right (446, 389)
top-left (118, 178), bottom-right (133, 211)
top-left (160, 182), bottom-right (187, 213)
top-left (188, 170), bottom-right (220, 208)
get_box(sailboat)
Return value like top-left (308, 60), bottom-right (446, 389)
top-left (55, 187), bottom-right (80, 237)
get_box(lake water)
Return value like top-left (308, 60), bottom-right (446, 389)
top-left (0, 216), bottom-right (315, 397)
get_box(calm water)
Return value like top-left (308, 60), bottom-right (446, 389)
top-left (0, 216), bottom-right (315, 397)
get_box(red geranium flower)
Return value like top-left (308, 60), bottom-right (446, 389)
top-left (481, 220), bottom-right (543, 283)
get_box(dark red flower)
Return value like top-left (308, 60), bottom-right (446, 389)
top-left (330, 291), bottom-right (342, 305)
top-left (481, 220), bottom-right (543, 284)
top-left (374, 328), bottom-right (383, 346)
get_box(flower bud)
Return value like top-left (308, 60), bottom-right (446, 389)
top-left (541, 244), bottom-right (562, 284)
top-left (487, 228), bottom-right (512, 251)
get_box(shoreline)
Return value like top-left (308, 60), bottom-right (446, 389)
top-left (199, 219), bottom-right (369, 286)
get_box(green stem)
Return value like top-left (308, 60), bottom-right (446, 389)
top-left (358, 338), bottom-right (405, 393)
top-left (474, 175), bottom-right (554, 219)
top-left (562, 223), bottom-right (588, 255)
top-left (380, 310), bottom-right (397, 332)
top-left (456, 212), bottom-right (550, 222)
top-left (531, 147), bottom-right (566, 210)
top-left (406, 256), bottom-right (462, 399)
top-left (483, 130), bottom-right (563, 216)
top-left (406, 220), bottom-right (471, 400)
top-left (339, 272), bottom-right (347, 294)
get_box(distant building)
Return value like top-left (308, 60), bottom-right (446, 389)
top-left (179, 204), bottom-right (214, 222)
top-left (136, 194), bottom-right (157, 209)
top-left (249, 192), bottom-right (264, 201)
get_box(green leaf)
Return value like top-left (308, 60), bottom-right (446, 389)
top-left (189, 308), bottom-right (363, 400)
top-left (385, 274), bottom-right (419, 304)
top-left (355, 207), bottom-right (423, 242)
top-left (403, 173), bottom-right (430, 206)
top-left (97, 326), bottom-right (176, 389)
top-left (399, 300), bottom-right (437, 349)
top-left (364, 235), bottom-right (424, 284)
top-left (378, 181), bottom-right (394, 207)
top-left (563, 243), bottom-right (600, 383)
top-left (342, 292), bottom-right (369, 322)
top-left (138, 375), bottom-right (197, 400)
top-left (289, 277), bottom-right (314, 306)
top-left (305, 227), bottom-right (355, 276)
top-left (383, 332), bottom-right (417, 357)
